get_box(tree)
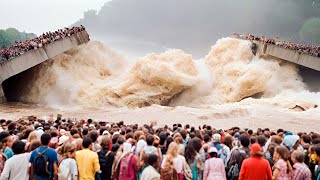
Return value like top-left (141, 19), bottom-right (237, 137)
top-left (0, 28), bottom-right (36, 50)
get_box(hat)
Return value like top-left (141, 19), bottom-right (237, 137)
top-left (123, 142), bottom-right (132, 153)
top-left (50, 137), bottom-right (58, 144)
top-left (58, 135), bottom-right (69, 145)
top-left (102, 130), bottom-right (110, 136)
top-left (283, 135), bottom-right (299, 149)
top-left (212, 133), bottom-right (221, 142)
top-left (208, 147), bottom-right (218, 153)
top-left (250, 143), bottom-right (262, 155)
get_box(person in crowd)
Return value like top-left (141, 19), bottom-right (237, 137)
top-left (0, 140), bottom-right (30, 180)
top-left (29, 133), bottom-right (58, 180)
top-left (185, 137), bottom-right (204, 180)
top-left (97, 136), bottom-right (114, 180)
top-left (141, 154), bottom-right (161, 180)
top-left (161, 142), bottom-right (192, 180)
top-left (112, 142), bottom-right (137, 180)
top-left (203, 147), bottom-right (226, 180)
top-left (272, 145), bottom-right (293, 180)
top-left (291, 150), bottom-right (312, 180)
top-left (239, 134), bottom-right (250, 157)
top-left (2, 135), bottom-right (14, 159)
top-left (220, 135), bottom-right (232, 167)
top-left (239, 143), bottom-right (272, 180)
top-left (76, 137), bottom-right (100, 180)
top-left (58, 142), bottom-right (78, 180)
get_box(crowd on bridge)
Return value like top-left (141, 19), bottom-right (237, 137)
top-left (0, 115), bottom-right (317, 180)
top-left (0, 26), bottom-right (86, 63)
top-left (233, 33), bottom-right (320, 58)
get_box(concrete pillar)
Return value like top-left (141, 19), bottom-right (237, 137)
top-left (0, 84), bottom-right (6, 103)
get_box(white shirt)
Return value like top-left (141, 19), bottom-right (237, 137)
top-left (141, 165), bottom-right (160, 180)
top-left (0, 153), bottom-right (30, 180)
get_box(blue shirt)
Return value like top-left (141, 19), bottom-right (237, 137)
top-left (4, 147), bottom-right (14, 159)
top-left (29, 146), bottom-right (58, 179)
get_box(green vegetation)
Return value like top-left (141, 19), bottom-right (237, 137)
top-left (0, 28), bottom-right (36, 50)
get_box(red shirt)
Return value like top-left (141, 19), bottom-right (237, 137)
top-left (239, 156), bottom-right (272, 180)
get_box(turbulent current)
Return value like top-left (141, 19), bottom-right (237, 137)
top-left (1, 38), bottom-right (320, 132)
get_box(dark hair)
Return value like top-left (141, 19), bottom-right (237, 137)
top-left (301, 134), bottom-right (311, 144)
top-left (148, 154), bottom-right (158, 166)
top-left (0, 131), bottom-right (10, 142)
top-left (314, 145), bottom-right (320, 156)
top-left (146, 134), bottom-right (154, 146)
top-left (275, 146), bottom-right (290, 161)
top-left (112, 134), bottom-right (120, 144)
top-left (239, 134), bottom-right (250, 147)
top-left (180, 130), bottom-right (187, 140)
top-left (166, 136), bottom-right (173, 150)
top-left (312, 133), bottom-right (319, 140)
top-left (41, 133), bottom-right (51, 146)
top-left (185, 137), bottom-right (202, 163)
top-left (312, 138), bottom-right (320, 145)
top-left (250, 136), bottom-right (256, 144)
top-left (117, 136), bottom-right (125, 145)
top-left (209, 152), bottom-right (218, 158)
top-left (70, 129), bottom-right (78, 136)
top-left (89, 130), bottom-right (98, 142)
top-left (82, 137), bottom-right (92, 148)
top-left (159, 132), bottom-right (167, 145)
top-left (204, 134), bottom-right (210, 143)
top-left (257, 135), bottom-right (267, 147)
top-left (12, 140), bottom-right (25, 154)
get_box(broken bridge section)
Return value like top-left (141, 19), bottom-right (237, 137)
top-left (0, 31), bottom-right (90, 102)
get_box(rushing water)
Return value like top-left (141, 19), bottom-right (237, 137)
top-left (1, 38), bottom-right (319, 132)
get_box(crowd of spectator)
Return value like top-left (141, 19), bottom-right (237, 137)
top-left (233, 33), bottom-right (320, 57)
top-left (0, 115), bottom-right (318, 180)
top-left (0, 26), bottom-right (86, 63)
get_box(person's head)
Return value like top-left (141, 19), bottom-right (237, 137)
top-left (40, 133), bottom-right (51, 146)
top-left (82, 137), bottom-right (92, 149)
top-left (29, 140), bottom-right (41, 152)
top-left (159, 132), bottom-right (167, 145)
top-left (274, 145), bottom-right (290, 161)
top-left (27, 131), bottom-right (38, 142)
top-left (185, 137), bottom-right (202, 163)
top-left (301, 134), bottom-right (311, 145)
top-left (223, 135), bottom-right (233, 149)
top-left (314, 145), bottom-right (320, 162)
top-left (239, 134), bottom-right (249, 147)
top-left (256, 135), bottom-right (267, 147)
top-left (250, 143), bottom-right (263, 157)
top-left (271, 135), bottom-right (282, 145)
top-left (62, 142), bottom-right (76, 158)
top-left (100, 136), bottom-right (111, 150)
top-left (2, 135), bottom-right (14, 149)
top-left (204, 134), bottom-right (210, 143)
top-left (88, 130), bottom-right (98, 142)
top-left (146, 134), bottom-right (155, 146)
top-left (291, 150), bottom-right (305, 164)
top-left (167, 142), bottom-right (178, 158)
top-left (148, 154), bottom-right (159, 169)
top-left (208, 147), bottom-right (218, 158)
top-left (12, 140), bottom-right (25, 154)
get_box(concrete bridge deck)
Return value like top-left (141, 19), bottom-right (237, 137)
top-left (0, 31), bottom-right (90, 102)
top-left (253, 41), bottom-right (320, 71)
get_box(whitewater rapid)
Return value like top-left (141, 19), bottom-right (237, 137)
top-left (1, 37), bottom-right (320, 132)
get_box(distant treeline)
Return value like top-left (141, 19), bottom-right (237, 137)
top-left (0, 28), bottom-right (36, 50)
